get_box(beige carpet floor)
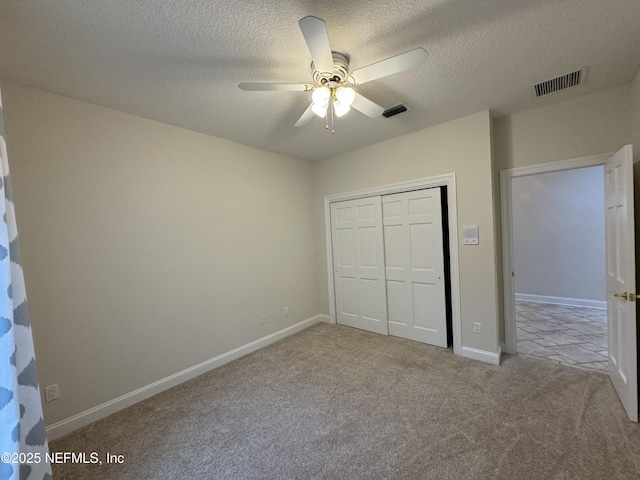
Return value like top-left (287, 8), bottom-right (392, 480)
top-left (51, 323), bottom-right (640, 479)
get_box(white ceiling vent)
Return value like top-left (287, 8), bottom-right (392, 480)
top-left (532, 67), bottom-right (588, 98)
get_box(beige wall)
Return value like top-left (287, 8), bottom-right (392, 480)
top-left (512, 167), bottom-right (606, 301)
top-left (1, 81), bottom-right (317, 425)
top-left (313, 111), bottom-right (500, 354)
top-left (493, 84), bottom-right (632, 171)
top-left (492, 84), bottom-right (633, 341)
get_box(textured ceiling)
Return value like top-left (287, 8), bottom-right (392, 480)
top-left (0, 0), bottom-right (639, 161)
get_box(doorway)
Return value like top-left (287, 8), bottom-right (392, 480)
top-left (510, 164), bottom-right (607, 371)
top-left (504, 146), bottom-right (637, 422)
top-left (501, 152), bottom-right (612, 360)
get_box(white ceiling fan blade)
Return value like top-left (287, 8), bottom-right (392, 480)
top-left (351, 93), bottom-right (384, 118)
top-left (298, 16), bottom-right (334, 74)
top-left (294, 103), bottom-right (316, 127)
top-left (238, 83), bottom-right (313, 91)
top-left (350, 48), bottom-right (428, 85)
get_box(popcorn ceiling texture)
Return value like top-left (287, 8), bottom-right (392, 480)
top-left (0, 0), bottom-right (639, 160)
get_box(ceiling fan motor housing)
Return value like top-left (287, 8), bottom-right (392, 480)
top-left (312, 52), bottom-right (350, 85)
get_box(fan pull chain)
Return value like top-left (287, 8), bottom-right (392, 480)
top-left (330, 101), bottom-right (335, 134)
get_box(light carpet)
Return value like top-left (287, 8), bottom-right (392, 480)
top-left (51, 323), bottom-right (640, 479)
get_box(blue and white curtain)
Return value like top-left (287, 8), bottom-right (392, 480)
top-left (0, 89), bottom-right (52, 479)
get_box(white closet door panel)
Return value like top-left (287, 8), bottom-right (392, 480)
top-left (331, 197), bottom-right (388, 335)
top-left (386, 280), bottom-right (407, 326)
top-left (383, 225), bottom-right (404, 270)
top-left (337, 276), bottom-right (358, 317)
top-left (412, 283), bottom-right (439, 330)
top-left (361, 278), bottom-right (383, 321)
top-left (358, 227), bottom-right (379, 268)
top-left (357, 203), bottom-right (376, 221)
top-left (409, 223), bottom-right (435, 271)
top-left (408, 196), bottom-right (433, 217)
top-left (382, 199), bottom-right (402, 219)
top-left (336, 229), bottom-right (356, 268)
top-left (334, 204), bottom-right (353, 224)
top-left (383, 188), bottom-right (447, 347)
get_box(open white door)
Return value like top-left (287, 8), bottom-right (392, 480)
top-left (331, 197), bottom-right (388, 335)
top-left (605, 144), bottom-right (637, 422)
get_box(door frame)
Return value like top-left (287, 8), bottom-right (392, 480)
top-left (501, 152), bottom-right (612, 354)
top-left (324, 173), bottom-right (462, 355)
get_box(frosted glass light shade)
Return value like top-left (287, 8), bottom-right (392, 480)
top-left (333, 99), bottom-right (350, 117)
top-left (312, 102), bottom-right (328, 117)
top-left (336, 87), bottom-right (355, 106)
top-left (312, 87), bottom-right (330, 106)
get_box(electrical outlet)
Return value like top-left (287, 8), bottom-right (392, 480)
top-left (44, 384), bottom-right (60, 403)
top-left (261, 314), bottom-right (267, 324)
top-left (473, 322), bottom-right (482, 334)
top-left (284, 307), bottom-right (289, 316)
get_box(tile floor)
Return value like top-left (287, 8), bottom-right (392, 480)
top-left (516, 300), bottom-right (608, 372)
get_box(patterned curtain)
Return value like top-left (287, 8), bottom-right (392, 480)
top-left (0, 89), bottom-right (52, 479)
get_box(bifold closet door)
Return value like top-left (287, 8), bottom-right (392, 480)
top-left (331, 197), bottom-right (388, 335)
top-left (382, 189), bottom-right (447, 347)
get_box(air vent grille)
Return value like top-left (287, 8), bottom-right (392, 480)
top-left (532, 67), bottom-right (587, 97)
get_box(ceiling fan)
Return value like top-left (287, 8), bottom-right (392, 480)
top-left (238, 16), bottom-right (427, 133)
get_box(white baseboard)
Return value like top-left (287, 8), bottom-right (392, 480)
top-left (515, 293), bottom-right (606, 310)
top-left (46, 314), bottom-right (326, 441)
top-left (461, 345), bottom-right (501, 365)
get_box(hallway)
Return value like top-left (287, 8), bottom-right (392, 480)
top-left (516, 301), bottom-right (607, 372)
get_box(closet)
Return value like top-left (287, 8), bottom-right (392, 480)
top-left (330, 187), bottom-right (450, 347)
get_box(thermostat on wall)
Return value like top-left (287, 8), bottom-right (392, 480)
top-left (463, 225), bottom-right (479, 245)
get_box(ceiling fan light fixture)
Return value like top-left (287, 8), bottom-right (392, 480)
top-left (336, 86), bottom-right (355, 107)
top-left (312, 102), bottom-right (328, 117)
top-left (312, 86), bottom-right (330, 105)
top-left (333, 99), bottom-right (350, 117)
